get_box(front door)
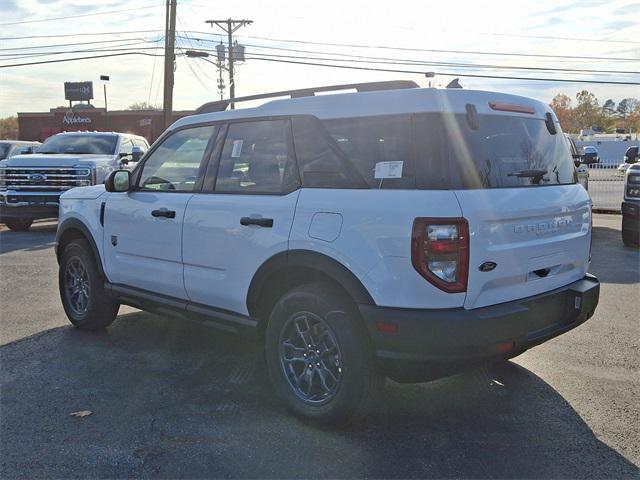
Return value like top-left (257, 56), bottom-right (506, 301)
top-left (182, 119), bottom-right (300, 315)
top-left (103, 125), bottom-right (217, 299)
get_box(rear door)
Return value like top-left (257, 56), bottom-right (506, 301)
top-left (182, 119), bottom-right (300, 315)
top-left (435, 111), bottom-right (591, 309)
top-left (103, 125), bottom-right (216, 298)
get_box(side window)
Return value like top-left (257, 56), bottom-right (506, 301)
top-left (292, 116), bottom-right (364, 189)
top-left (119, 138), bottom-right (133, 155)
top-left (321, 115), bottom-right (414, 189)
top-left (138, 125), bottom-right (215, 192)
top-left (134, 138), bottom-right (150, 149)
top-left (215, 120), bottom-right (297, 194)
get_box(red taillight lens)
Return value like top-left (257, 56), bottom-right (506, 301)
top-left (488, 101), bottom-right (535, 114)
top-left (411, 218), bottom-right (469, 293)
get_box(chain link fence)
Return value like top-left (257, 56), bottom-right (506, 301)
top-left (586, 164), bottom-right (625, 212)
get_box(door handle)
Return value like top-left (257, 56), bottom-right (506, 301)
top-left (240, 217), bottom-right (273, 228)
top-left (151, 208), bottom-right (176, 219)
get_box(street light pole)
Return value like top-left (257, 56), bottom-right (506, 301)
top-left (100, 75), bottom-right (110, 130)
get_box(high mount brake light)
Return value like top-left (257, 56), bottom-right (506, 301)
top-left (411, 218), bottom-right (469, 293)
top-left (488, 101), bottom-right (535, 114)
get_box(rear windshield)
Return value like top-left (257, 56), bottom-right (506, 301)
top-left (38, 134), bottom-right (117, 155)
top-left (293, 113), bottom-right (576, 189)
top-left (441, 114), bottom-right (576, 188)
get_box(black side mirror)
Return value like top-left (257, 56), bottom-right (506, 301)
top-left (105, 170), bottom-right (131, 192)
top-left (574, 160), bottom-right (581, 168)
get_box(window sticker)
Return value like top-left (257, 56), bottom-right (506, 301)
top-left (374, 161), bottom-right (403, 179)
top-left (231, 139), bottom-right (244, 158)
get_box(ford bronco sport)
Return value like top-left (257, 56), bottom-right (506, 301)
top-left (55, 81), bottom-right (600, 423)
top-left (0, 131), bottom-right (148, 231)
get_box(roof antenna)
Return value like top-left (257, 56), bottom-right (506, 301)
top-left (446, 78), bottom-right (462, 89)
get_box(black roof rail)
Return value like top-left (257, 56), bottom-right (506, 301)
top-left (194, 80), bottom-right (419, 114)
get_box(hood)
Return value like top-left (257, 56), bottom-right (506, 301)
top-left (3, 153), bottom-right (114, 168)
top-left (60, 184), bottom-right (106, 200)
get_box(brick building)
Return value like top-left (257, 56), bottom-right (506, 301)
top-left (17, 107), bottom-right (194, 143)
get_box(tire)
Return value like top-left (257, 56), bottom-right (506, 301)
top-left (265, 282), bottom-right (382, 425)
top-left (4, 218), bottom-right (33, 231)
top-left (59, 238), bottom-right (119, 330)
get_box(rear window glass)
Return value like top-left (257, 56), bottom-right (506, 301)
top-left (441, 114), bottom-right (576, 188)
top-left (293, 113), bottom-right (575, 190)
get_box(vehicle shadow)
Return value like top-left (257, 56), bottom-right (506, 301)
top-left (591, 225), bottom-right (640, 284)
top-left (0, 220), bottom-right (57, 254)
top-left (1, 311), bottom-right (637, 479)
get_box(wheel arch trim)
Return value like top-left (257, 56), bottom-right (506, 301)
top-left (56, 218), bottom-right (105, 278)
top-left (247, 249), bottom-right (375, 316)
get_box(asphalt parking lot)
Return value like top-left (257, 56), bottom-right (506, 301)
top-left (0, 215), bottom-right (638, 479)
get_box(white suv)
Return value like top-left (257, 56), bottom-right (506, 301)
top-left (55, 81), bottom-right (600, 423)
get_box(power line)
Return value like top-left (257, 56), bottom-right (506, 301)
top-left (0, 4), bottom-right (163, 26)
top-left (188, 46), bottom-right (640, 76)
top-left (0, 44), bottom-right (165, 61)
top-left (0, 36), bottom-right (164, 52)
top-left (183, 34), bottom-right (629, 64)
top-left (240, 56), bottom-right (640, 85)
top-left (236, 33), bottom-right (640, 62)
top-left (0, 30), bottom-right (164, 41)
top-left (482, 31), bottom-right (640, 45)
top-left (4, 28), bottom-right (636, 63)
top-left (2, 43), bottom-right (637, 81)
top-left (0, 52), bottom-right (169, 68)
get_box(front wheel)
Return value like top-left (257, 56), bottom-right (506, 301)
top-left (59, 239), bottom-right (119, 330)
top-left (4, 218), bottom-right (33, 231)
top-left (265, 283), bottom-right (382, 424)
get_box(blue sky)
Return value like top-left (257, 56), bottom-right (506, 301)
top-left (0, 0), bottom-right (638, 117)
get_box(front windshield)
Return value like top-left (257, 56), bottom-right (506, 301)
top-left (0, 143), bottom-right (10, 160)
top-left (38, 134), bottom-right (117, 155)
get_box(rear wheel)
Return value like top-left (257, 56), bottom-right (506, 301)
top-left (4, 218), bottom-right (33, 231)
top-left (265, 283), bottom-right (382, 424)
top-left (59, 239), bottom-right (119, 330)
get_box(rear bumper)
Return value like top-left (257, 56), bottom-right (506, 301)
top-left (621, 201), bottom-right (640, 234)
top-left (358, 274), bottom-right (599, 382)
top-left (0, 192), bottom-right (60, 220)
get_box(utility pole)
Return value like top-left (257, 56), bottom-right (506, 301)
top-left (163, 0), bottom-right (177, 129)
top-left (205, 19), bottom-right (252, 109)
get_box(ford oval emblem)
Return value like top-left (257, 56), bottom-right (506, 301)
top-left (29, 173), bottom-right (47, 183)
top-left (479, 261), bottom-right (497, 272)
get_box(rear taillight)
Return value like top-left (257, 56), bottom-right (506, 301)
top-left (411, 218), bottom-right (469, 293)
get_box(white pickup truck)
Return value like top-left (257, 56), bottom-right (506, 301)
top-left (0, 131), bottom-right (148, 231)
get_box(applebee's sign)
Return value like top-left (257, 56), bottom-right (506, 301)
top-left (62, 111), bottom-right (92, 126)
top-left (64, 81), bottom-right (94, 101)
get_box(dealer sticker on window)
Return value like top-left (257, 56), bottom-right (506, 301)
top-left (231, 140), bottom-right (244, 158)
top-left (374, 161), bottom-right (403, 179)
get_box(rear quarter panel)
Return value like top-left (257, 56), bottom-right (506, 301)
top-left (290, 188), bottom-right (466, 309)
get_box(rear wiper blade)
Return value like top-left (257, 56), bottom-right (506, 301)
top-left (508, 169), bottom-right (548, 179)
